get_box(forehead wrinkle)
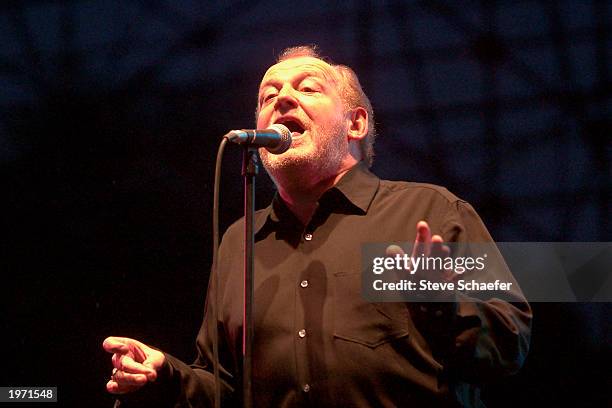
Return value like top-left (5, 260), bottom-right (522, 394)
top-left (259, 60), bottom-right (340, 92)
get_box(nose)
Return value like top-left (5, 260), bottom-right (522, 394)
top-left (275, 84), bottom-right (298, 111)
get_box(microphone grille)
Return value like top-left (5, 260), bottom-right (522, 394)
top-left (267, 124), bottom-right (292, 154)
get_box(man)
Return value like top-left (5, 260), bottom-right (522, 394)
top-left (104, 45), bottom-right (531, 407)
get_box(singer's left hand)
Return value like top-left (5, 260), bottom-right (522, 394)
top-left (386, 220), bottom-right (454, 282)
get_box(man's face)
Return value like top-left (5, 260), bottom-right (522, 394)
top-left (256, 56), bottom-right (349, 177)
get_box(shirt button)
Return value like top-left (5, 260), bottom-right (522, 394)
top-left (304, 233), bottom-right (313, 241)
top-left (300, 280), bottom-right (309, 288)
top-left (303, 384), bottom-right (310, 393)
top-left (298, 329), bottom-right (306, 338)
top-left (435, 310), bottom-right (443, 317)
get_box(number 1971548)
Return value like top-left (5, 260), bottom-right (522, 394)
top-left (9, 389), bottom-right (54, 399)
top-left (1, 387), bottom-right (57, 402)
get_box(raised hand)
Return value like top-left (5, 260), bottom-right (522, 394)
top-left (386, 220), bottom-right (454, 283)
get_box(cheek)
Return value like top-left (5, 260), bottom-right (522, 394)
top-left (315, 111), bottom-right (343, 130)
top-left (256, 108), bottom-right (271, 128)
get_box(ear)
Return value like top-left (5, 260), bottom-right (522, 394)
top-left (346, 107), bottom-right (368, 141)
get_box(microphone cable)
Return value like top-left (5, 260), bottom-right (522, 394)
top-left (210, 137), bottom-right (227, 408)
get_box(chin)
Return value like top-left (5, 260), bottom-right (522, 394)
top-left (261, 146), bottom-right (314, 170)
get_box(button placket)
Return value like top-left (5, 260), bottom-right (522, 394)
top-left (294, 270), bottom-right (310, 400)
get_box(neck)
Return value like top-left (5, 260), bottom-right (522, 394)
top-left (275, 162), bottom-right (357, 225)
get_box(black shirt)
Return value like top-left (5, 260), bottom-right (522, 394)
top-left (130, 163), bottom-right (531, 407)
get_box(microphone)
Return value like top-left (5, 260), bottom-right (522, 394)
top-left (224, 124), bottom-right (292, 154)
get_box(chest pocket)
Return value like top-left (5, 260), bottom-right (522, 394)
top-left (333, 272), bottom-right (409, 347)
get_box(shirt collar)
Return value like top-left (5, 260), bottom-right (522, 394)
top-left (254, 162), bottom-right (380, 234)
top-left (331, 162), bottom-right (380, 213)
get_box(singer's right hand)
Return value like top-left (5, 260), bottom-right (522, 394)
top-left (103, 336), bottom-right (165, 394)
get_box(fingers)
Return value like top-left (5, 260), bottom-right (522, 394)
top-left (103, 338), bottom-right (126, 355)
top-left (413, 221), bottom-right (432, 257)
top-left (388, 224), bottom-right (447, 260)
top-left (412, 222), bottom-right (455, 282)
top-left (102, 337), bottom-right (131, 354)
top-left (105, 351), bottom-right (153, 395)
top-left (103, 337), bottom-right (160, 391)
top-left (431, 234), bottom-right (454, 281)
top-left (103, 336), bottom-right (148, 353)
top-left (112, 353), bottom-right (157, 380)
top-left (385, 244), bottom-right (405, 257)
top-left (106, 370), bottom-right (148, 395)
top-left (103, 337), bottom-right (149, 363)
top-left (414, 222), bottom-right (449, 255)
top-left (113, 369), bottom-right (148, 385)
top-left (431, 235), bottom-right (450, 258)
top-left (141, 355), bottom-right (162, 380)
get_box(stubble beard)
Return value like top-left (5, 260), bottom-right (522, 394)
top-left (260, 119), bottom-right (348, 187)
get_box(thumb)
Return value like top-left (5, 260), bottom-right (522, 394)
top-left (142, 351), bottom-right (165, 381)
top-left (386, 244), bottom-right (405, 256)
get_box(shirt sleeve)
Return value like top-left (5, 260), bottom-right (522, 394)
top-left (159, 290), bottom-right (238, 407)
top-left (414, 200), bottom-right (532, 386)
top-left (161, 230), bottom-right (241, 407)
top-left (114, 234), bottom-right (240, 408)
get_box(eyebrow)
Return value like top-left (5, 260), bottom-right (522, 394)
top-left (259, 70), bottom-right (331, 93)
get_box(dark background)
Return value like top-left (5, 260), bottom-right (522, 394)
top-left (2, 1), bottom-right (610, 407)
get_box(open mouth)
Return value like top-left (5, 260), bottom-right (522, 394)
top-left (275, 119), bottom-right (305, 137)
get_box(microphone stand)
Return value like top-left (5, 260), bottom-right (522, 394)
top-left (241, 146), bottom-right (258, 408)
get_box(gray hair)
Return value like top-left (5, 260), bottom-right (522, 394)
top-left (266, 45), bottom-right (377, 167)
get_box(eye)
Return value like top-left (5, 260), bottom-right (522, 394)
top-left (300, 87), bottom-right (316, 93)
top-left (262, 93), bottom-right (277, 103)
